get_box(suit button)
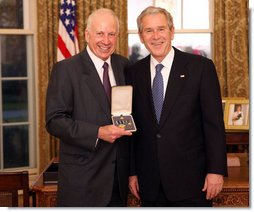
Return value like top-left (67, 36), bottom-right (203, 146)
top-left (156, 134), bottom-right (162, 139)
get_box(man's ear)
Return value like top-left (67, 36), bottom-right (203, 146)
top-left (138, 32), bottom-right (144, 44)
top-left (85, 30), bottom-right (89, 43)
top-left (170, 26), bottom-right (175, 40)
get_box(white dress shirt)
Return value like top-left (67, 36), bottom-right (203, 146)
top-left (150, 47), bottom-right (175, 99)
top-left (86, 46), bottom-right (116, 146)
top-left (86, 46), bottom-right (116, 87)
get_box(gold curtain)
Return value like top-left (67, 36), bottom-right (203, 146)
top-left (213, 0), bottom-right (249, 97)
top-left (37, 0), bottom-right (128, 171)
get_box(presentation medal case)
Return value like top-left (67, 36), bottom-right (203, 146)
top-left (111, 86), bottom-right (136, 132)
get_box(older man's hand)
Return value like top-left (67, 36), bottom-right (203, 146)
top-left (202, 173), bottom-right (224, 200)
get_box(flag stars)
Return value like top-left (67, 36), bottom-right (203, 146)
top-left (59, 0), bottom-right (78, 43)
top-left (70, 30), bottom-right (75, 37)
top-left (65, 8), bottom-right (71, 16)
top-left (60, 9), bottom-right (64, 16)
top-left (65, 19), bottom-right (70, 26)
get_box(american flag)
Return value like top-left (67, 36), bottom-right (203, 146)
top-left (57, 0), bottom-right (79, 61)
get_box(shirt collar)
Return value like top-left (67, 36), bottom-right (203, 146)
top-left (151, 47), bottom-right (175, 70)
top-left (86, 46), bottom-right (111, 70)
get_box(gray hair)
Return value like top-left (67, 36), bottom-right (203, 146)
top-left (86, 8), bottom-right (119, 33)
top-left (137, 6), bottom-right (174, 33)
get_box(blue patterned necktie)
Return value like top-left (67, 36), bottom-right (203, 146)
top-left (103, 62), bottom-right (111, 101)
top-left (152, 64), bottom-right (164, 123)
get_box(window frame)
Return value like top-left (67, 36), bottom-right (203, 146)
top-left (128, 0), bottom-right (214, 59)
top-left (0, 0), bottom-right (38, 173)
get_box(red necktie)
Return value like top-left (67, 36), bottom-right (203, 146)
top-left (103, 62), bottom-right (111, 101)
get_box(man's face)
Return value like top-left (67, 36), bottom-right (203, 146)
top-left (85, 13), bottom-right (118, 61)
top-left (139, 13), bottom-right (174, 62)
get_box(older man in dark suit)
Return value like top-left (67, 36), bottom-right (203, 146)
top-left (46, 8), bottom-right (132, 207)
top-left (127, 6), bottom-right (227, 207)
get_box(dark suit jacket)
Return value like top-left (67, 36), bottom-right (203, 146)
top-left (46, 49), bottom-right (130, 206)
top-left (127, 47), bottom-right (228, 202)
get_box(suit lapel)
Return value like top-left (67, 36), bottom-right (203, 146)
top-left (159, 48), bottom-right (188, 127)
top-left (79, 50), bottom-right (111, 120)
top-left (137, 56), bottom-right (159, 125)
top-left (111, 56), bottom-right (125, 86)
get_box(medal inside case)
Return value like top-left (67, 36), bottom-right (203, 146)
top-left (111, 86), bottom-right (136, 132)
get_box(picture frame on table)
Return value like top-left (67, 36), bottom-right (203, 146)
top-left (222, 98), bottom-right (227, 122)
top-left (224, 99), bottom-right (249, 130)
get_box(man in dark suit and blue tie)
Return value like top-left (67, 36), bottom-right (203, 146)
top-left (46, 8), bottom-right (132, 207)
top-left (127, 6), bottom-right (227, 207)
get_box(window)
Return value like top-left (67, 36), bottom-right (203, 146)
top-left (0, 0), bottom-right (37, 170)
top-left (128, 0), bottom-right (213, 62)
